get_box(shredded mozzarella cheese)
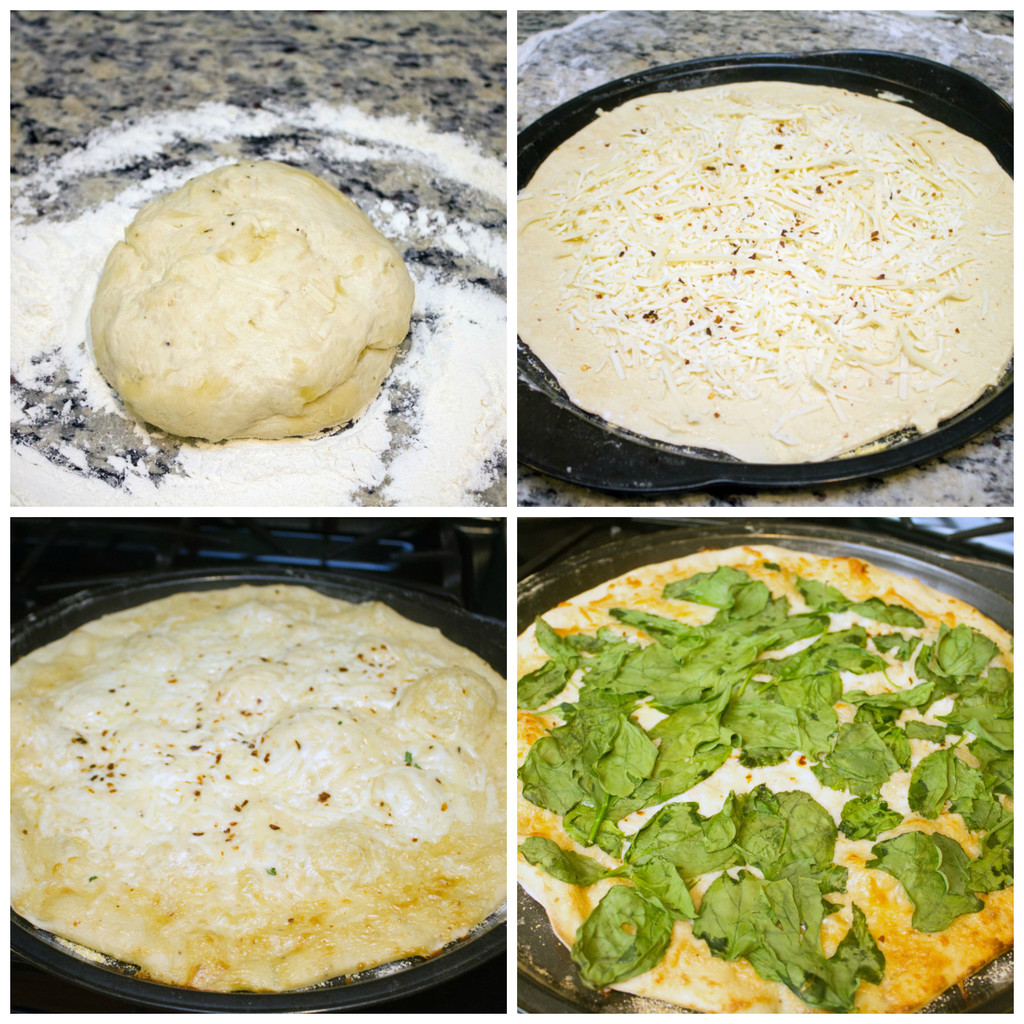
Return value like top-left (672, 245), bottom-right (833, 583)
top-left (533, 88), bottom-right (988, 428)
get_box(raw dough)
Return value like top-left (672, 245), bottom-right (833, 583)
top-left (91, 161), bottom-right (414, 441)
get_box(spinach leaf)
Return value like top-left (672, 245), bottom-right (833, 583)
top-left (728, 602), bottom-right (829, 653)
top-left (727, 674), bottom-right (840, 766)
top-left (612, 599), bottom-right (826, 709)
top-left (843, 680), bottom-right (934, 712)
top-left (795, 576), bottom-right (923, 628)
top-left (725, 695), bottom-right (801, 768)
top-left (915, 624), bottom-right (999, 698)
top-left (518, 733), bottom-right (587, 815)
top-left (968, 817), bottom-right (1013, 892)
top-left (562, 803), bottom-right (626, 858)
top-left (938, 666), bottom-right (1013, 752)
top-left (626, 799), bottom-right (740, 878)
top-left (762, 626), bottom-right (887, 680)
top-left (607, 640), bottom-right (706, 710)
top-left (795, 575), bottom-right (851, 613)
top-left (518, 617), bottom-right (581, 709)
top-left (562, 778), bottom-right (661, 858)
top-left (608, 606), bottom-right (702, 647)
top-left (872, 631), bottom-right (922, 661)
top-left (839, 795), bottom-right (903, 841)
top-left (969, 737), bottom-right (1013, 796)
top-left (691, 869), bottom-right (765, 961)
top-left (574, 633), bottom-right (641, 702)
top-left (594, 713), bottom-right (658, 798)
top-left (798, 903), bottom-right (886, 1012)
top-left (629, 858), bottom-right (697, 920)
top-left (904, 721), bottom-right (947, 743)
top-left (734, 786), bottom-right (839, 886)
top-left (812, 721), bottom-right (900, 796)
top-left (693, 871), bottom-right (882, 1013)
top-left (851, 702), bottom-right (911, 771)
top-left (536, 615), bottom-right (581, 660)
top-left (518, 662), bottom-right (573, 710)
top-left (908, 748), bottom-right (1004, 831)
top-left (648, 688), bottom-right (732, 800)
top-left (847, 597), bottom-right (923, 628)
top-left (518, 836), bottom-right (614, 886)
top-left (663, 566), bottom-right (771, 620)
top-left (570, 885), bottom-right (673, 989)
top-left (867, 831), bottom-right (984, 932)
top-left (518, 704), bottom-right (656, 830)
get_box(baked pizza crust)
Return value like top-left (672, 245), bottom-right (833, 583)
top-left (517, 545), bottom-right (1012, 1013)
top-left (13, 584), bottom-right (506, 992)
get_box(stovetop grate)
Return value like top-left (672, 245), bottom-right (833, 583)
top-left (12, 517), bottom-right (506, 623)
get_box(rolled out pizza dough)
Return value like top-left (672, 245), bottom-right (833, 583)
top-left (90, 161), bottom-right (415, 441)
top-left (518, 82), bottom-right (1013, 463)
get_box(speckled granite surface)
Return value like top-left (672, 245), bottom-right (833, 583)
top-left (14, 10), bottom-right (505, 173)
top-left (517, 10), bottom-right (1013, 508)
top-left (12, 10), bottom-right (507, 507)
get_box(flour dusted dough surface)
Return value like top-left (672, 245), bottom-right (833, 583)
top-left (91, 161), bottom-right (414, 441)
top-left (12, 584), bottom-right (505, 992)
top-left (518, 82), bottom-right (1013, 462)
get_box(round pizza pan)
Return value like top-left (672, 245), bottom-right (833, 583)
top-left (516, 521), bottom-right (1012, 1012)
top-left (11, 567), bottom-right (506, 1012)
top-left (517, 50), bottom-right (1013, 494)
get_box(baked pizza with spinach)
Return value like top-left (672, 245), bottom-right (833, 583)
top-left (517, 545), bottom-right (1012, 1012)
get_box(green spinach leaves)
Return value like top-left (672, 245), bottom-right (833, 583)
top-left (518, 562), bottom-right (1012, 1011)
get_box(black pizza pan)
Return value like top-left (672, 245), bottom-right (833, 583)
top-left (11, 567), bottom-right (506, 1013)
top-left (517, 50), bottom-right (1013, 494)
top-left (516, 521), bottom-right (1012, 1012)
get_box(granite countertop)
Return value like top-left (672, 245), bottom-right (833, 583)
top-left (517, 10), bottom-right (1013, 508)
top-left (14, 10), bottom-right (505, 174)
top-left (11, 11), bottom-right (507, 507)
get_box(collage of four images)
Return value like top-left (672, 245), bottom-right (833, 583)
top-left (10, 9), bottom-right (1013, 1015)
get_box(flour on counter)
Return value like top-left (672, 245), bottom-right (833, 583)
top-left (11, 102), bottom-right (507, 507)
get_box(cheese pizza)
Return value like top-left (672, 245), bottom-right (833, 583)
top-left (518, 81), bottom-right (1013, 462)
top-left (12, 584), bottom-right (506, 992)
top-left (517, 545), bottom-right (1012, 1012)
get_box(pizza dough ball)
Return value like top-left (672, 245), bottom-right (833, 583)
top-left (90, 161), bottom-right (415, 441)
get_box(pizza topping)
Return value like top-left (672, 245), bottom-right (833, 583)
top-left (838, 795), bottom-right (903, 841)
top-left (866, 831), bottom-right (984, 931)
top-left (517, 559), bottom-right (1013, 1011)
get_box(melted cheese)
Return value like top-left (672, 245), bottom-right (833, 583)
top-left (12, 585), bottom-right (506, 992)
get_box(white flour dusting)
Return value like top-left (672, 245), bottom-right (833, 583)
top-left (12, 102), bottom-right (507, 507)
